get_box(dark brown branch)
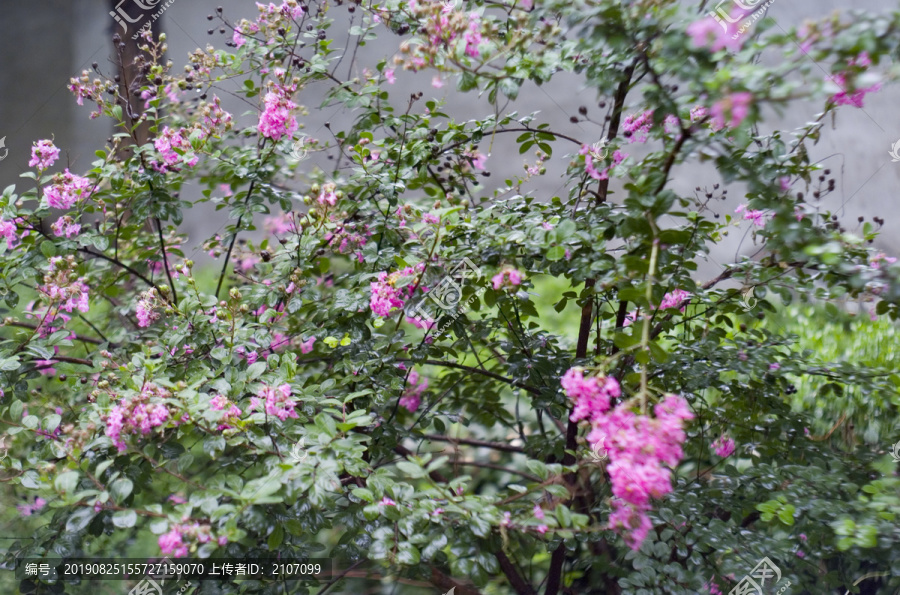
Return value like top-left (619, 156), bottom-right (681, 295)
top-left (423, 434), bottom-right (525, 453)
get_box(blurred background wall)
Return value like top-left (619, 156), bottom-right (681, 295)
top-left (1, 0), bottom-right (898, 278)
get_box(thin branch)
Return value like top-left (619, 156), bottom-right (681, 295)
top-left (423, 434), bottom-right (525, 453)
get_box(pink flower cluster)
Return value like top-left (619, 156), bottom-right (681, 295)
top-left (491, 267), bottom-right (523, 290)
top-left (462, 13), bottom-right (484, 58)
top-left (622, 110), bottom-right (654, 143)
top-left (258, 84), bottom-right (299, 141)
top-left (153, 126), bottom-right (200, 172)
top-left (202, 95), bottom-right (234, 130)
top-left (68, 70), bottom-right (116, 118)
top-left (136, 289), bottom-right (160, 328)
top-left (29, 140), bottom-right (60, 170)
top-left (17, 497), bottom-right (47, 517)
top-left (658, 289), bottom-right (691, 311)
top-left (369, 263), bottom-right (427, 317)
top-left (735, 203), bottom-right (766, 227)
top-left (264, 211), bottom-right (299, 236)
top-left (159, 522), bottom-right (227, 558)
top-left (103, 383), bottom-right (174, 452)
top-left (251, 383), bottom-right (298, 421)
top-left (44, 170), bottom-right (94, 210)
top-left (623, 289), bottom-right (691, 326)
top-left (710, 92), bottom-right (752, 130)
top-left (41, 257), bottom-right (89, 314)
top-left (830, 52), bottom-right (881, 108)
top-left (399, 368), bottom-right (428, 413)
top-left (395, 2), bottom-right (485, 71)
top-left (233, 1), bottom-right (305, 47)
top-left (711, 435), bottom-right (735, 457)
top-left (317, 182), bottom-right (338, 207)
top-left (325, 219), bottom-right (371, 263)
top-left (562, 369), bottom-right (693, 549)
top-left (0, 217), bottom-right (27, 250)
top-left (580, 144), bottom-right (627, 181)
top-left (563, 368), bottom-right (620, 423)
top-left (870, 252), bottom-right (897, 270)
top-left (210, 394), bottom-right (243, 430)
top-left (686, 8), bottom-right (744, 53)
top-left (50, 216), bottom-right (81, 239)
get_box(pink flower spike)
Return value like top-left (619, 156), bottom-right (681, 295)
top-left (29, 140), bottom-right (60, 170)
top-left (711, 436), bottom-right (736, 457)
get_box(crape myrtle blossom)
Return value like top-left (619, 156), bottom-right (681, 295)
top-left (68, 69), bottom-right (116, 118)
top-left (710, 92), bottom-right (752, 130)
top-left (159, 522), bottom-right (227, 558)
top-left (622, 289), bottom-right (691, 326)
top-left (686, 7), bottom-right (744, 53)
top-left (29, 139), bottom-right (60, 170)
top-left (563, 367), bottom-right (619, 423)
top-left (250, 383), bottom-right (298, 421)
top-left (580, 143), bottom-right (627, 181)
top-left (0, 217), bottom-right (28, 250)
top-left (210, 394), bottom-right (243, 430)
top-left (491, 267), bottom-right (523, 290)
top-left (735, 203), bottom-right (767, 226)
top-left (136, 288), bottom-right (161, 328)
top-left (41, 257), bottom-right (90, 314)
top-left (399, 368), bottom-right (428, 413)
top-left (562, 369), bottom-right (693, 549)
top-left (43, 169), bottom-right (95, 210)
top-left (17, 497), bottom-right (47, 517)
top-left (393, 1), bottom-right (486, 71)
top-left (153, 126), bottom-right (202, 172)
top-left (103, 383), bottom-right (177, 452)
top-left (711, 435), bottom-right (736, 457)
top-left (830, 52), bottom-right (881, 108)
top-left (622, 110), bottom-right (653, 143)
top-left (369, 262), bottom-right (427, 316)
top-left (233, 0), bottom-right (305, 48)
top-left (258, 83), bottom-right (299, 140)
top-left (50, 216), bottom-right (81, 239)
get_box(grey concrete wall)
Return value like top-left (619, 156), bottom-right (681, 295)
top-left (1, 0), bottom-right (898, 279)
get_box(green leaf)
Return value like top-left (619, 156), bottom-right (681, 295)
top-left (268, 523), bottom-right (284, 549)
top-left (247, 361), bottom-right (267, 379)
top-left (55, 471), bottom-right (80, 494)
top-left (112, 509), bottom-right (137, 528)
top-left (66, 508), bottom-right (96, 532)
top-left (546, 246), bottom-right (566, 261)
top-left (110, 477), bottom-right (133, 502)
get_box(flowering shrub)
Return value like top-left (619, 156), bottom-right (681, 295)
top-left (2, 0), bottom-right (900, 593)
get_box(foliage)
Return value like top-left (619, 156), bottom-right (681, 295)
top-left (1, 0), bottom-right (900, 593)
